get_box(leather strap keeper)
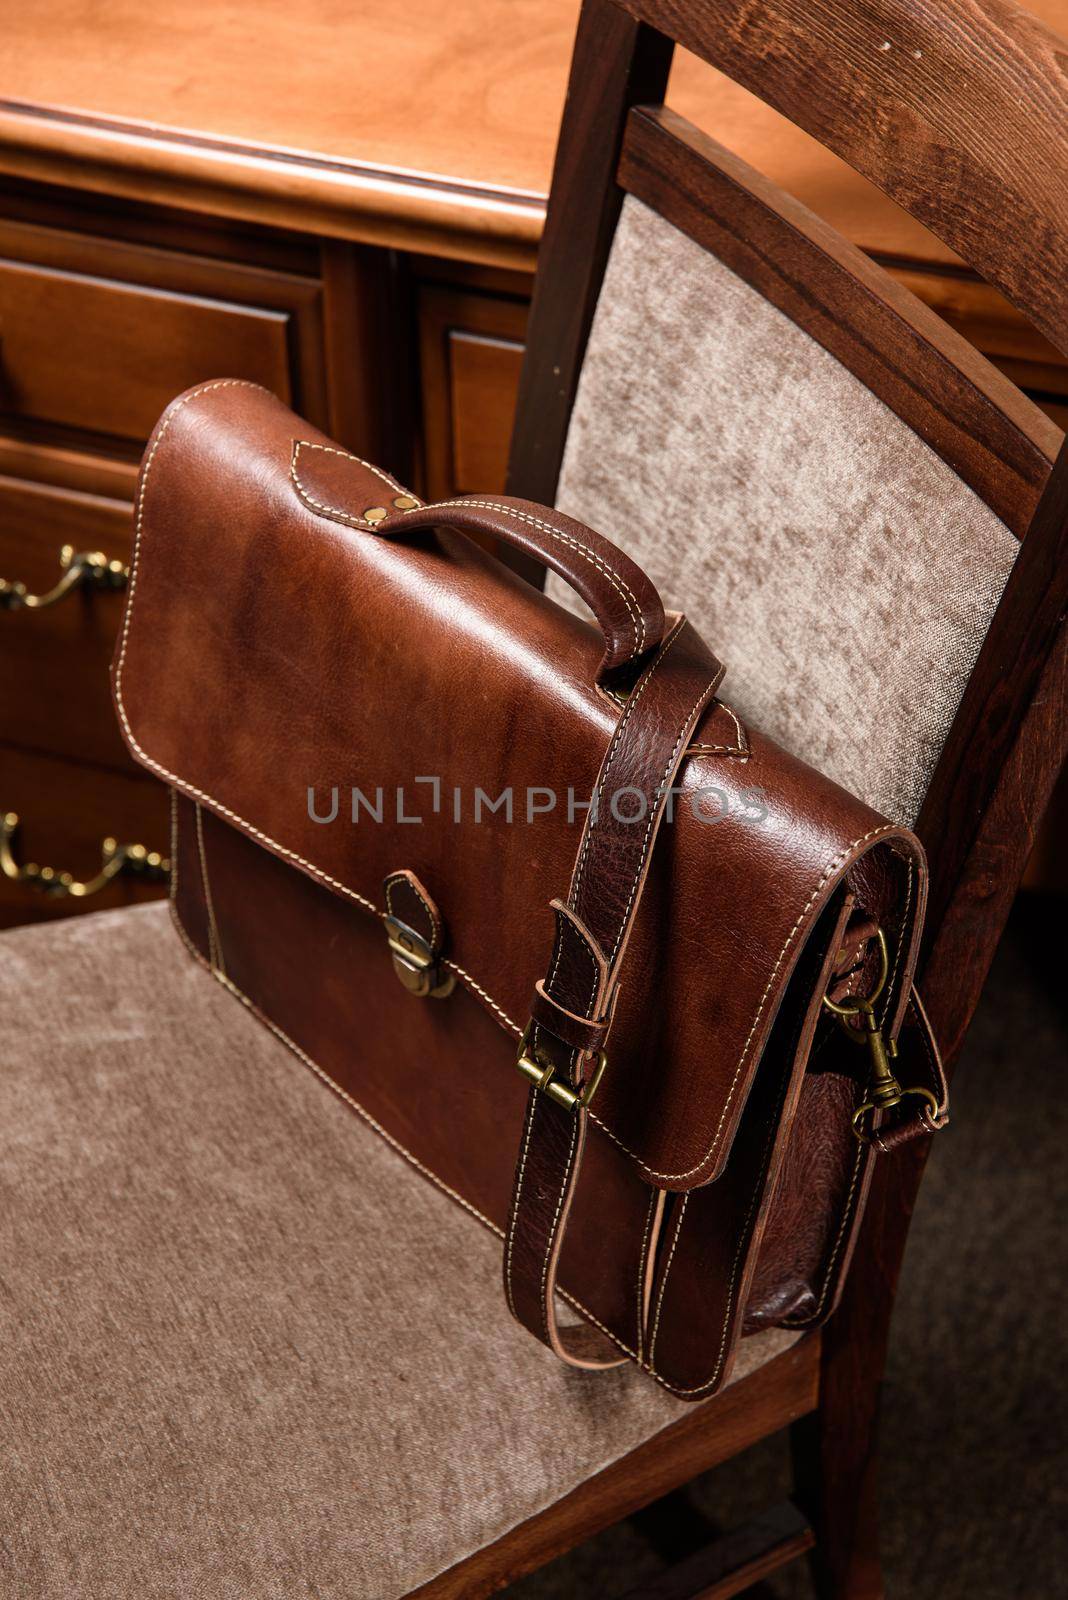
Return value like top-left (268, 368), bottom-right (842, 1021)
top-left (530, 980), bottom-right (614, 1055)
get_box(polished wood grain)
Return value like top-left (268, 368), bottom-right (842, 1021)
top-left (5, 1), bottom-right (1064, 270)
top-left (0, 259), bottom-right (289, 441)
top-left (449, 335), bottom-right (527, 493)
top-left (0, 216), bottom-right (331, 437)
top-left (617, 1502), bottom-right (815, 1600)
top-left (320, 240), bottom-right (412, 475)
top-left (799, 610), bottom-right (1067, 1596)
top-left (0, 472), bottom-right (130, 589)
top-left (917, 438), bottom-right (1068, 942)
top-left (891, 267), bottom-right (1068, 390)
top-left (417, 284), bottom-right (528, 498)
top-left (618, 0), bottom-right (1068, 353)
top-left (0, 432), bottom-right (139, 501)
top-left (507, 0), bottom-right (673, 505)
top-left (3, 1), bottom-right (1062, 894)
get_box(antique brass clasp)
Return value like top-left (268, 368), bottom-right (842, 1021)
top-left (515, 1024), bottom-right (607, 1112)
top-left (384, 914), bottom-right (455, 999)
top-left (823, 927), bottom-right (938, 1142)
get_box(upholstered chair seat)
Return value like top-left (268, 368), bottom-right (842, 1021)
top-left (0, 901), bottom-right (795, 1598)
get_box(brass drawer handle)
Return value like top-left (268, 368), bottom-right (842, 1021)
top-left (0, 811), bottom-right (170, 899)
top-left (0, 545), bottom-right (129, 611)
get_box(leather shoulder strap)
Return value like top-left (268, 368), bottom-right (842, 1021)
top-left (504, 615), bottom-right (725, 1366)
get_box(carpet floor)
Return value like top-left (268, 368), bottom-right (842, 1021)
top-left (509, 895), bottom-right (1068, 1599)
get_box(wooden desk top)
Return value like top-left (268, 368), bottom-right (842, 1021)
top-left (1, 0), bottom-right (1065, 270)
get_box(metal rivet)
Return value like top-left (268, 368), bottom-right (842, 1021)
top-left (364, 506), bottom-right (388, 523)
top-left (392, 494), bottom-right (419, 510)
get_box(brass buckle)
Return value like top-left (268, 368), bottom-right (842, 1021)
top-left (823, 927), bottom-right (938, 1143)
top-left (515, 1024), bottom-right (607, 1112)
top-left (384, 915), bottom-right (455, 999)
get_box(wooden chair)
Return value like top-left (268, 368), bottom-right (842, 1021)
top-left (475, 0), bottom-right (1067, 1594)
top-left (1, 4), bottom-right (1063, 1599)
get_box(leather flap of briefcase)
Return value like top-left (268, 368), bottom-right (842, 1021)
top-left (113, 380), bottom-right (926, 1193)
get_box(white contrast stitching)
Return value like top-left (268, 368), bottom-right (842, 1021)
top-left (910, 991), bottom-right (949, 1120)
top-left (571, 617), bottom-right (686, 906)
top-left (194, 802), bottom-right (225, 978)
top-left (526, 909), bottom-right (600, 1344)
top-left (588, 824), bottom-right (905, 1181)
top-left (504, 1092), bottom-right (540, 1320)
top-left (607, 680), bottom-right (715, 970)
top-left (533, 902), bottom-right (597, 1058)
top-left (442, 957), bottom-right (521, 1035)
top-left (168, 787), bottom-right (181, 913)
top-left (687, 703), bottom-right (749, 758)
top-left (118, 384), bottom-right (913, 1358)
top-left (635, 1189), bottom-right (659, 1364)
top-left (650, 984), bottom-right (808, 1393)
top-left (517, 621), bottom-right (697, 1354)
top-left (385, 871), bottom-right (440, 948)
top-left (159, 781), bottom-right (376, 913)
top-left (781, 876), bottom-right (915, 1332)
top-left (538, 1114), bottom-right (581, 1345)
top-left (647, 1194), bottom-right (688, 1361)
top-left (783, 1146), bottom-right (866, 1329)
top-left (214, 969), bottom-right (506, 1237)
top-left (290, 464), bottom-right (648, 661)
top-left (114, 386), bottom-right (527, 1041)
top-left (191, 799), bottom-right (212, 969)
top-left (113, 382), bottom-right (381, 920)
top-left (429, 498), bottom-right (647, 659)
top-left (881, 861), bottom-right (913, 1029)
top-left (653, 1069), bottom-right (793, 1392)
top-left (557, 1288), bottom-right (639, 1364)
top-left (410, 880), bottom-right (440, 948)
top-left (720, 702), bottom-right (748, 752)
top-left (290, 440), bottom-right (415, 524)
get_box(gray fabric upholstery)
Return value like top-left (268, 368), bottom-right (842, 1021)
top-left (0, 902), bottom-right (796, 1600)
top-left (552, 196), bottom-right (1020, 825)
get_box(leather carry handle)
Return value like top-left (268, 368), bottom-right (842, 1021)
top-left (372, 494), bottom-right (667, 683)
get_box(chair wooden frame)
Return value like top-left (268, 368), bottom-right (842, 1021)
top-left (415, 2), bottom-right (1068, 1595)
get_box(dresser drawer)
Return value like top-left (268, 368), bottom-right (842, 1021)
top-left (0, 258), bottom-right (290, 441)
top-left (0, 218), bottom-right (331, 786)
top-left (0, 219), bottom-right (328, 446)
top-left (0, 744), bottom-right (169, 929)
top-left (418, 285), bottom-right (527, 498)
top-left (0, 466), bottom-right (133, 772)
top-left (449, 331), bottom-right (526, 493)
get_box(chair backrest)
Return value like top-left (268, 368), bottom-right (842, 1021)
top-left (507, 0), bottom-right (1068, 1072)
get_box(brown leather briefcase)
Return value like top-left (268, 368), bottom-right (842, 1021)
top-left (112, 379), bottom-right (948, 1399)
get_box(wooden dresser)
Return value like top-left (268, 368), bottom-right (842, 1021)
top-left (1, 0), bottom-right (1065, 926)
